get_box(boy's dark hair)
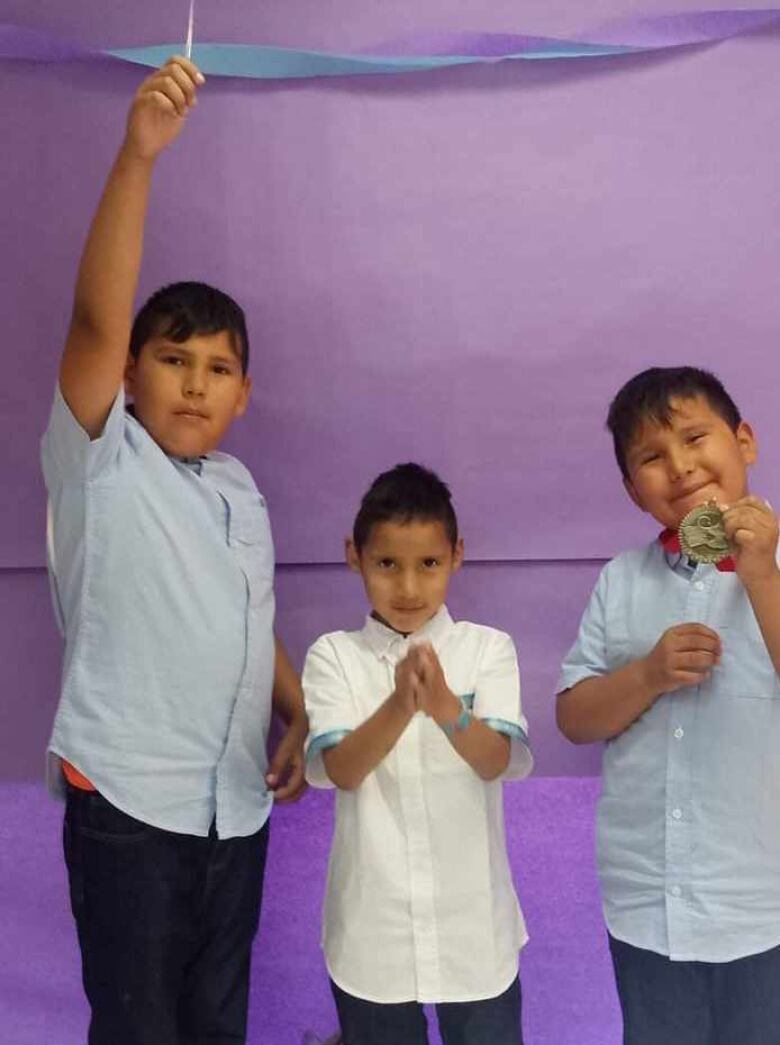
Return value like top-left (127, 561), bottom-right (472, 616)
top-left (129, 282), bottom-right (249, 374)
top-left (607, 366), bottom-right (742, 478)
top-left (353, 463), bottom-right (459, 551)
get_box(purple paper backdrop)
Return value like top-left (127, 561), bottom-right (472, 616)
top-left (2, 0), bottom-right (780, 778)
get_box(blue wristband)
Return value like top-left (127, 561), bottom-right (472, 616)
top-left (441, 706), bottom-right (472, 739)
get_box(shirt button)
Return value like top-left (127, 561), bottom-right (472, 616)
top-left (693, 581), bottom-right (705, 591)
top-left (670, 885), bottom-right (682, 898)
top-left (674, 727), bottom-right (684, 739)
top-left (672, 808), bottom-right (682, 820)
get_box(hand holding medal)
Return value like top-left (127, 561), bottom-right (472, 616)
top-left (721, 496), bottom-right (780, 584)
top-left (679, 496), bottom-right (779, 583)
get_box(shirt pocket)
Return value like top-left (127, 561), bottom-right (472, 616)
top-left (605, 602), bottom-right (681, 674)
top-left (715, 627), bottom-right (780, 700)
top-left (226, 500), bottom-right (275, 605)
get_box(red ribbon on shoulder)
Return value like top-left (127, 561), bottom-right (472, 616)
top-left (659, 529), bottom-right (735, 572)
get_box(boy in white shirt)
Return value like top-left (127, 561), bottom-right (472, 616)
top-left (303, 463), bottom-right (533, 1045)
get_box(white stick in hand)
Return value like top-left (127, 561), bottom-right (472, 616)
top-left (185, 0), bottom-right (195, 59)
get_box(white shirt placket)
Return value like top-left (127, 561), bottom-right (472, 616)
top-left (387, 649), bottom-right (443, 999)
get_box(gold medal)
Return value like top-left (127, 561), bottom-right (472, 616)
top-left (678, 500), bottom-right (731, 563)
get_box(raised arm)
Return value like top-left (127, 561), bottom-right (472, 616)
top-left (59, 57), bottom-right (204, 437)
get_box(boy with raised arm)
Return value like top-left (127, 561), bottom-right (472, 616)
top-left (42, 58), bottom-right (306, 1045)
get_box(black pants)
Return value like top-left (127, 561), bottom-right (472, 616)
top-left (609, 933), bottom-right (780, 1045)
top-left (331, 975), bottom-right (523, 1045)
top-left (64, 786), bottom-right (270, 1045)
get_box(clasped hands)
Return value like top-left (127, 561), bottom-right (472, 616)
top-left (392, 643), bottom-right (462, 727)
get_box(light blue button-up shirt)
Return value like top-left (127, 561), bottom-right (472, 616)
top-left (558, 540), bottom-right (780, 962)
top-left (41, 386), bottom-right (276, 839)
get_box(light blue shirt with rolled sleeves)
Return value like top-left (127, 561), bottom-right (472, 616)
top-left (41, 386), bottom-right (276, 839)
top-left (558, 540), bottom-right (780, 963)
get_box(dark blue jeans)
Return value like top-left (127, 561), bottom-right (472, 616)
top-left (331, 975), bottom-right (523, 1045)
top-left (64, 785), bottom-right (270, 1045)
top-left (609, 933), bottom-right (780, 1045)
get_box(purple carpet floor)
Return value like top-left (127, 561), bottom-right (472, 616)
top-left (0, 778), bottom-right (620, 1045)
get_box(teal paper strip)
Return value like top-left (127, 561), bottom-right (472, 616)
top-left (106, 41), bottom-right (638, 79)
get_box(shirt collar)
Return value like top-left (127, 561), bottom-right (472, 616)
top-left (362, 605), bottom-right (454, 662)
top-left (172, 455), bottom-right (207, 475)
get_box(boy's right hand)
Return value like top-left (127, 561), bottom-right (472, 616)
top-left (640, 623), bottom-right (721, 695)
top-left (123, 57), bottom-right (205, 162)
top-left (392, 653), bottom-right (422, 716)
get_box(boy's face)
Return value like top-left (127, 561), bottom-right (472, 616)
top-left (125, 330), bottom-right (250, 457)
top-left (347, 519), bottom-right (464, 635)
top-left (623, 395), bottom-right (757, 530)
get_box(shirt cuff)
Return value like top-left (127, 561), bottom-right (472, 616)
top-left (305, 729), bottom-right (352, 789)
top-left (482, 719), bottom-right (533, 781)
top-left (556, 666), bottom-right (604, 693)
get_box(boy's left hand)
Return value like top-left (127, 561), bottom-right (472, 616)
top-left (265, 717), bottom-right (308, 803)
top-left (722, 496), bottom-right (780, 584)
top-left (410, 644), bottom-right (462, 726)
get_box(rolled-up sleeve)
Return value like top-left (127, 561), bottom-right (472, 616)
top-left (41, 384), bottom-right (126, 489)
top-left (473, 630), bottom-right (533, 781)
top-left (556, 566), bottom-right (609, 694)
top-left (302, 635), bottom-right (358, 789)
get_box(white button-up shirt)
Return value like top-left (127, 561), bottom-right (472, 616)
top-left (558, 541), bottom-right (780, 962)
top-left (303, 607), bottom-right (533, 1003)
top-left (41, 386), bottom-right (276, 839)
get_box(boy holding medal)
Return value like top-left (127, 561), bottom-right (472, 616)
top-left (557, 366), bottom-right (780, 1045)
